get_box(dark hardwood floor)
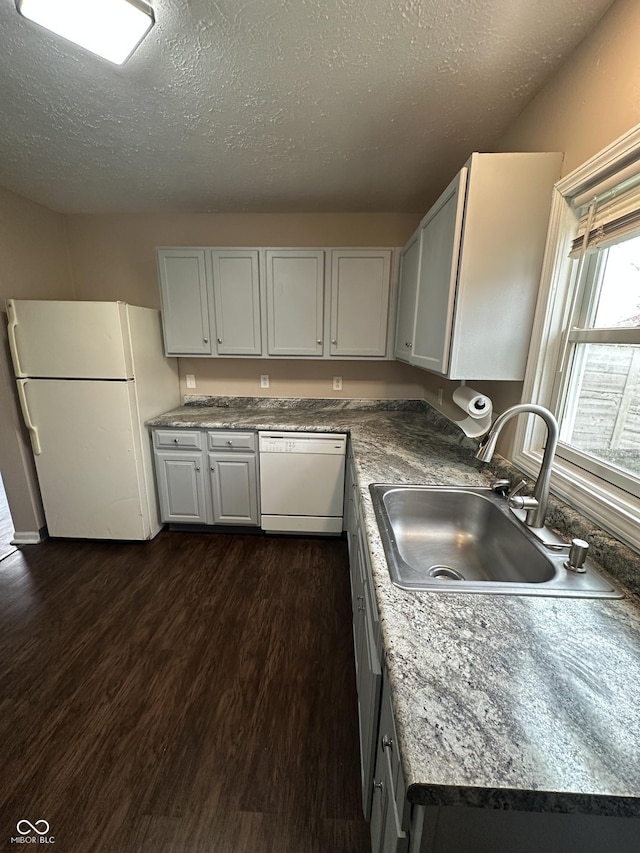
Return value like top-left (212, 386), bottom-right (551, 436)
top-left (0, 530), bottom-right (370, 853)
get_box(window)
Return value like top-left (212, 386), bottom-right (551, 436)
top-left (555, 234), bottom-right (640, 494)
top-left (513, 127), bottom-right (640, 551)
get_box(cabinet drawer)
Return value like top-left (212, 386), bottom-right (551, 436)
top-left (153, 429), bottom-right (203, 450)
top-left (207, 430), bottom-right (256, 451)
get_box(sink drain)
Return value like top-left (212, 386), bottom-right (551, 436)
top-left (428, 565), bottom-right (466, 581)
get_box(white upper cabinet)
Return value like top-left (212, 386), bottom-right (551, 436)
top-left (266, 250), bottom-right (325, 356)
top-left (330, 250), bottom-right (392, 357)
top-left (158, 249), bottom-right (212, 355)
top-left (393, 234), bottom-right (420, 362)
top-left (211, 249), bottom-right (262, 355)
top-left (157, 246), bottom-right (397, 360)
top-left (398, 152), bottom-right (562, 380)
top-left (411, 170), bottom-right (467, 374)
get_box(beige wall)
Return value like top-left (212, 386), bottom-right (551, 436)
top-left (178, 357), bottom-right (425, 400)
top-left (65, 212), bottom-right (419, 309)
top-left (0, 186), bottom-right (74, 536)
top-left (498, 0), bottom-right (640, 176)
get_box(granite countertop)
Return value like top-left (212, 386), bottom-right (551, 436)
top-left (149, 397), bottom-right (640, 817)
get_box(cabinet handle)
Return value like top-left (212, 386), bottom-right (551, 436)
top-left (373, 779), bottom-right (383, 793)
top-left (382, 735), bottom-right (393, 750)
top-left (357, 594), bottom-right (364, 612)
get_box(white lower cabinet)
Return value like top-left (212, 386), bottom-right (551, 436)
top-left (153, 428), bottom-right (259, 527)
top-left (154, 451), bottom-right (208, 524)
top-left (208, 452), bottom-right (259, 525)
top-left (371, 671), bottom-right (409, 853)
top-left (347, 456), bottom-right (383, 820)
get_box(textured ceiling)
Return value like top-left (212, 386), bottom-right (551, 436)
top-left (0, 0), bottom-right (613, 214)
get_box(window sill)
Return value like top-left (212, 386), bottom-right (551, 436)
top-left (512, 444), bottom-right (640, 554)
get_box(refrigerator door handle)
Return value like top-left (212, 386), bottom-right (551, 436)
top-left (7, 299), bottom-right (26, 378)
top-left (16, 379), bottom-right (42, 455)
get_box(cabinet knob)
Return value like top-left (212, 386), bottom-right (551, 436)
top-left (405, 341), bottom-right (411, 348)
top-left (217, 338), bottom-right (222, 344)
top-left (332, 339), bottom-right (337, 345)
top-left (173, 438), bottom-right (179, 444)
top-left (195, 466), bottom-right (200, 472)
top-left (317, 339), bottom-right (322, 345)
top-left (203, 337), bottom-right (208, 343)
top-left (382, 735), bottom-right (393, 750)
top-left (227, 440), bottom-right (233, 446)
top-left (373, 779), bottom-right (383, 793)
top-left (210, 465), bottom-right (215, 471)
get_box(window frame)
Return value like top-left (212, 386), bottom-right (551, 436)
top-left (512, 124), bottom-right (640, 553)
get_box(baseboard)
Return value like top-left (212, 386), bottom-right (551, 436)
top-left (11, 526), bottom-right (47, 545)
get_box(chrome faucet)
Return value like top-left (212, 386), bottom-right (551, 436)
top-left (475, 404), bottom-right (559, 530)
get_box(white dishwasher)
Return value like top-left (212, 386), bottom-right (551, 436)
top-left (258, 431), bottom-right (347, 534)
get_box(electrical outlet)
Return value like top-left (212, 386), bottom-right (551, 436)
top-left (260, 374), bottom-right (269, 389)
top-left (333, 376), bottom-right (343, 391)
top-left (186, 374), bottom-right (196, 389)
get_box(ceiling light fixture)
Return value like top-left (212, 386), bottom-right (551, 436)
top-left (15, 0), bottom-right (155, 65)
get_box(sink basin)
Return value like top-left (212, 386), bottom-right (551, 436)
top-left (369, 485), bottom-right (622, 597)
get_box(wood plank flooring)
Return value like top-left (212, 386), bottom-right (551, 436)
top-left (0, 531), bottom-right (370, 853)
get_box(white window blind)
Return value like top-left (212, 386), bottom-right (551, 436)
top-left (570, 158), bottom-right (640, 255)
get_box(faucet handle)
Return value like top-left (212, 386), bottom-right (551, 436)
top-left (507, 479), bottom-right (527, 501)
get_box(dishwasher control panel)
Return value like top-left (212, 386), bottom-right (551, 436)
top-left (258, 432), bottom-right (347, 455)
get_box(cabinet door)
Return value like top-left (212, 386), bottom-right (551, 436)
top-left (411, 169), bottom-right (467, 374)
top-left (157, 249), bottom-right (212, 355)
top-left (211, 250), bottom-right (262, 355)
top-left (266, 250), bottom-right (325, 355)
top-left (155, 451), bottom-right (208, 523)
top-left (330, 250), bottom-right (392, 357)
top-left (393, 234), bottom-right (420, 362)
top-left (208, 452), bottom-right (259, 525)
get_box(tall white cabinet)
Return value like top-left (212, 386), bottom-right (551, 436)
top-left (395, 152), bottom-right (563, 380)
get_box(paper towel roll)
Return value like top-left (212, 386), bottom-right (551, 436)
top-left (452, 385), bottom-right (492, 420)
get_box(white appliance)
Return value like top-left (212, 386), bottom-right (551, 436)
top-left (258, 431), bottom-right (347, 534)
top-left (7, 300), bottom-right (180, 540)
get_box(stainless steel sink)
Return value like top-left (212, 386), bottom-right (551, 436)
top-left (369, 485), bottom-right (622, 597)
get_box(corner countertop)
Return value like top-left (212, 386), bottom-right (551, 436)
top-left (148, 398), bottom-right (640, 817)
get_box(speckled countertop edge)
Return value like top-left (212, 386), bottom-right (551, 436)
top-left (149, 398), bottom-right (640, 816)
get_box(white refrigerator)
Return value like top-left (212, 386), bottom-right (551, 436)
top-left (7, 300), bottom-right (180, 540)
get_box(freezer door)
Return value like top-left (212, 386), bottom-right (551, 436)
top-left (7, 300), bottom-right (133, 379)
top-left (17, 378), bottom-right (150, 540)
